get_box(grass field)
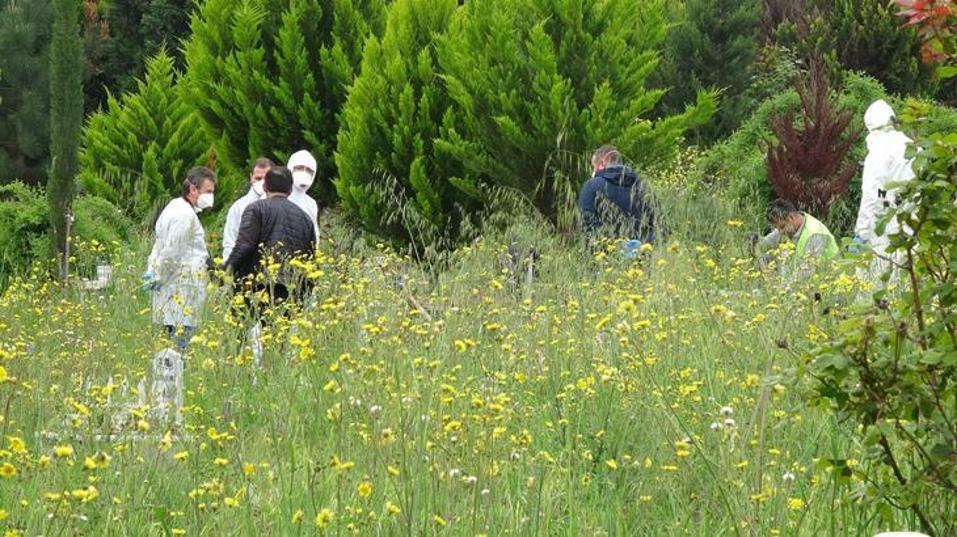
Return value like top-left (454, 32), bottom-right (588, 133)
top-left (0, 220), bottom-right (927, 536)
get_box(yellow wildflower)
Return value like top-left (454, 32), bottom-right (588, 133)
top-left (315, 507), bottom-right (335, 529)
top-left (0, 463), bottom-right (15, 478)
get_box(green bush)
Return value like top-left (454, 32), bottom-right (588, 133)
top-left (334, 0), bottom-right (463, 251)
top-left (656, 0), bottom-right (761, 144)
top-left (337, 0), bottom-right (716, 250)
top-left (772, 0), bottom-right (935, 97)
top-left (0, 183), bottom-right (131, 285)
top-left (183, 0), bottom-right (385, 204)
top-left (805, 103), bottom-right (957, 536)
top-left (78, 50), bottom-right (211, 221)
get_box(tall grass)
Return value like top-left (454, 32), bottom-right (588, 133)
top-left (0, 204), bottom-right (916, 535)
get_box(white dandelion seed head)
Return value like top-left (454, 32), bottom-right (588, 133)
top-left (720, 406), bottom-right (734, 417)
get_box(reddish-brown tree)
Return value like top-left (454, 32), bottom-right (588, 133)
top-left (765, 65), bottom-right (863, 217)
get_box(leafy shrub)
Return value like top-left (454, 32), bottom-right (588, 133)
top-left (805, 102), bottom-right (957, 537)
top-left (766, 65), bottom-right (862, 218)
top-left (337, 0), bottom-right (716, 250)
top-left (183, 0), bottom-right (385, 203)
top-left (0, 183), bottom-right (131, 285)
top-left (78, 50), bottom-right (211, 221)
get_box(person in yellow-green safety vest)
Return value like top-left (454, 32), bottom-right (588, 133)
top-left (756, 199), bottom-right (839, 278)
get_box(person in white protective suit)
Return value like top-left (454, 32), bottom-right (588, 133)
top-left (222, 157), bottom-right (273, 260)
top-left (855, 100), bottom-right (915, 272)
top-left (145, 166), bottom-right (217, 349)
top-left (286, 150), bottom-right (320, 241)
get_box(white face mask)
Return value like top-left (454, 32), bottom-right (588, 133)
top-left (251, 180), bottom-right (265, 197)
top-left (196, 192), bottom-right (214, 211)
top-left (292, 171), bottom-right (314, 193)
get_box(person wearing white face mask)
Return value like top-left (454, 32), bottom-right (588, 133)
top-left (145, 166), bottom-right (217, 350)
top-left (286, 149), bottom-right (320, 240)
top-left (223, 157), bottom-right (273, 260)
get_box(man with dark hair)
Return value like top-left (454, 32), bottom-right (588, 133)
top-left (146, 166), bottom-right (217, 349)
top-left (223, 166), bottom-right (316, 371)
top-left (223, 157), bottom-right (274, 260)
top-left (757, 198), bottom-right (839, 275)
top-left (578, 144), bottom-right (657, 247)
top-left (223, 166), bottom-right (317, 304)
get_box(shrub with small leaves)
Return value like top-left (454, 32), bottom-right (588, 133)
top-left (805, 100), bottom-right (957, 537)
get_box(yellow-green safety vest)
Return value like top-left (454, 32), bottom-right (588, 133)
top-left (795, 213), bottom-right (839, 263)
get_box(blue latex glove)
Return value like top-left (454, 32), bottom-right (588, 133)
top-left (140, 270), bottom-right (162, 291)
top-left (621, 239), bottom-right (642, 259)
top-left (848, 235), bottom-right (866, 254)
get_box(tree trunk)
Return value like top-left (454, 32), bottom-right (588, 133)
top-left (49, 0), bottom-right (84, 282)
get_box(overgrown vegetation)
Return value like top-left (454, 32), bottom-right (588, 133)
top-left (79, 50), bottom-right (211, 221)
top-left (0, 2), bottom-right (956, 533)
top-left (183, 0), bottom-right (386, 203)
top-left (337, 0), bottom-right (715, 249)
top-left (766, 65), bottom-right (862, 218)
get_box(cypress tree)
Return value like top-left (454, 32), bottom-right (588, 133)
top-left (434, 0), bottom-right (716, 228)
top-left (49, 0), bottom-right (84, 279)
top-left (337, 0), bottom-right (716, 248)
top-left (183, 0), bottom-right (385, 203)
top-left (335, 0), bottom-right (460, 248)
top-left (79, 50), bottom-right (210, 220)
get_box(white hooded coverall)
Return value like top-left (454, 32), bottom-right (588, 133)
top-left (223, 186), bottom-right (265, 260)
top-left (148, 197), bottom-right (210, 328)
top-left (287, 150), bottom-right (320, 240)
top-left (855, 100), bottom-right (915, 259)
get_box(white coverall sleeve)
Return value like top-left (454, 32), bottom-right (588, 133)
top-left (856, 144), bottom-right (891, 243)
top-left (149, 208), bottom-right (192, 280)
top-left (222, 203), bottom-right (241, 261)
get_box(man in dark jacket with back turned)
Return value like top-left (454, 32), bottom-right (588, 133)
top-left (578, 144), bottom-right (657, 246)
top-left (223, 166), bottom-right (317, 305)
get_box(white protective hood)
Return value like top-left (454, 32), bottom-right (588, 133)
top-left (864, 99), bottom-right (896, 133)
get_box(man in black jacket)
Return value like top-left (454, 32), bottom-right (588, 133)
top-left (223, 166), bottom-right (317, 305)
top-left (578, 144), bottom-right (657, 245)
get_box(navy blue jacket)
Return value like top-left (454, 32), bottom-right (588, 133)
top-left (578, 165), bottom-right (656, 243)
